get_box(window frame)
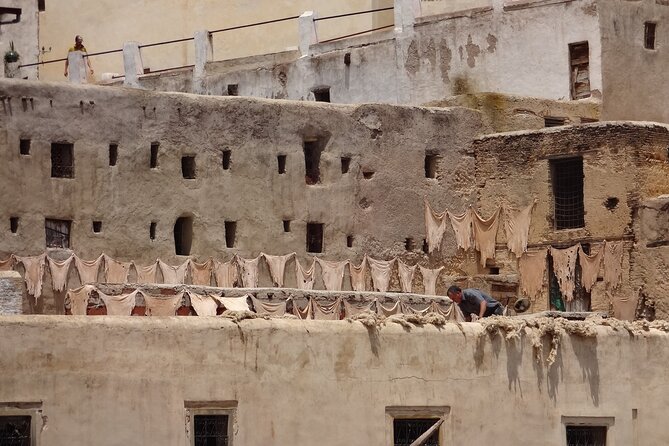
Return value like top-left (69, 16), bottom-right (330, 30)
top-left (185, 401), bottom-right (237, 446)
top-left (0, 403), bottom-right (44, 446)
top-left (562, 416), bottom-right (614, 446)
top-left (385, 406), bottom-right (450, 446)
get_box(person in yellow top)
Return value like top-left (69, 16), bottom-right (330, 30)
top-left (64, 35), bottom-right (94, 78)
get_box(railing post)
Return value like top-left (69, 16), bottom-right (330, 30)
top-left (298, 11), bottom-right (318, 57)
top-left (394, 0), bottom-right (421, 33)
top-left (193, 30), bottom-right (213, 94)
top-left (123, 42), bottom-right (143, 88)
top-left (67, 51), bottom-right (86, 84)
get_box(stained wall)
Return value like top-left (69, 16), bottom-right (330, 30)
top-left (0, 316), bottom-right (667, 445)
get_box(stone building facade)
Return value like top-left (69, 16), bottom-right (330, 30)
top-left (1, 79), bottom-right (667, 318)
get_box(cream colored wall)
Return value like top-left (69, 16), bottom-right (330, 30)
top-left (37, 0), bottom-right (393, 82)
top-left (0, 316), bottom-right (667, 445)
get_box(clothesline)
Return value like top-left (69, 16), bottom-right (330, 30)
top-left (2, 251), bottom-right (458, 300)
top-left (65, 284), bottom-right (465, 321)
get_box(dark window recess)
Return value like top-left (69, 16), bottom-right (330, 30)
top-left (174, 216), bottom-right (193, 256)
top-left (182, 156), bottom-right (196, 179)
top-left (341, 157), bottom-right (351, 174)
top-left (283, 220), bottom-right (291, 232)
top-left (92, 221), bottom-right (102, 233)
top-left (222, 150), bottom-right (231, 170)
top-left (277, 154), bottom-right (287, 174)
top-left (425, 154), bottom-right (439, 178)
top-left (10, 217), bottom-right (19, 233)
top-left (304, 140), bottom-right (323, 185)
top-left (51, 142), bottom-right (74, 178)
top-left (422, 239), bottom-right (429, 254)
top-left (227, 84), bottom-right (239, 96)
top-left (19, 139), bottom-right (30, 155)
top-left (38, 0), bottom-right (46, 11)
top-left (363, 171), bottom-right (374, 179)
top-left (347, 235), bottom-right (354, 248)
top-left (149, 222), bottom-right (157, 240)
top-left (569, 42), bottom-right (591, 100)
top-left (45, 218), bottom-right (71, 249)
top-left (225, 221), bottom-right (236, 248)
top-left (0, 415), bottom-right (31, 446)
top-left (551, 157), bottom-right (585, 230)
top-left (307, 223), bottom-right (324, 253)
top-left (393, 419), bottom-right (440, 446)
top-left (645, 22), bottom-right (657, 50)
top-left (313, 87), bottom-right (331, 103)
top-left (545, 117), bottom-right (567, 127)
top-left (344, 52), bottom-right (351, 65)
top-left (194, 415), bottom-right (229, 446)
top-left (566, 426), bottom-right (607, 446)
top-left (405, 238), bottom-right (414, 251)
top-left (489, 267), bottom-right (500, 275)
top-left (109, 144), bottom-right (118, 166)
top-left (150, 142), bottom-right (159, 168)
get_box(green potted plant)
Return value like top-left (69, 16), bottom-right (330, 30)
top-left (4, 41), bottom-right (19, 63)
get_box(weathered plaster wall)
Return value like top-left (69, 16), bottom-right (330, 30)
top-left (0, 316), bottom-right (667, 445)
top-left (599, 0), bottom-right (669, 122)
top-left (426, 93), bottom-right (601, 132)
top-left (0, 79), bottom-right (485, 299)
top-left (473, 123), bottom-right (669, 313)
top-left (0, 0), bottom-right (39, 80)
top-left (129, 0), bottom-right (602, 106)
top-left (631, 196), bottom-right (669, 320)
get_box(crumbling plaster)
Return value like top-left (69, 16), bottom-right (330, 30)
top-left (0, 316), bottom-right (668, 445)
top-left (115, 0), bottom-right (602, 108)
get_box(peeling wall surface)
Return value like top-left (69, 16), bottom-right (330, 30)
top-left (123, 0), bottom-right (602, 107)
top-left (473, 123), bottom-right (669, 315)
top-left (0, 0), bottom-right (39, 80)
top-left (631, 196), bottom-right (669, 320)
top-left (0, 316), bottom-right (668, 445)
top-left (1, 80), bottom-right (668, 317)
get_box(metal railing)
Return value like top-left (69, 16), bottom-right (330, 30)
top-left (18, 6), bottom-right (395, 72)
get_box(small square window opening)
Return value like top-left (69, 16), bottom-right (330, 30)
top-left (313, 87), bottom-right (331, 103)
top-left (109, 144), bottom-right (118, 166)
top-left (222, 150), bottom-right (231, 170)
top-left (149, 222), bottom-right (157, 240)
top-left (51, 142), bottom-right (74, 178)
top-left (645, 22), bottom-right (657, 50)
top-left (150, 142), bottom-right (159, 168)
top-left (10, 217), bottom-right (19, 234)
top-left (283, 220), bottom-right (291, 232)
top-left (92, 221), bottom-right (102, 233)
top-left (45, 218), bottom-right (71, 249)
top-left (182, 156), bottom-right (196, 179)
top-left (227, 84), bottom-right (239, 96)
top-left (341, 157), bottom-right (351, 174)
top-left (225, 221), bottom-right (237, 248)
top-left (346, 235), bottom-right (354, 248)
top-left (19, 139), bottom-right (30, 155)
top-left (277, 155), bottom-right (287, 174)
top-left (307, 223), bottom-right (324, 253)
top-left (424, 154), bottom-right (439, 179)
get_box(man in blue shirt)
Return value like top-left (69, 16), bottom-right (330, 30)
top-left (447, 286), bottom-right (504, 320)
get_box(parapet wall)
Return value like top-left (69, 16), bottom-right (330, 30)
top-left (0, 315), bottom-right (667, 445)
